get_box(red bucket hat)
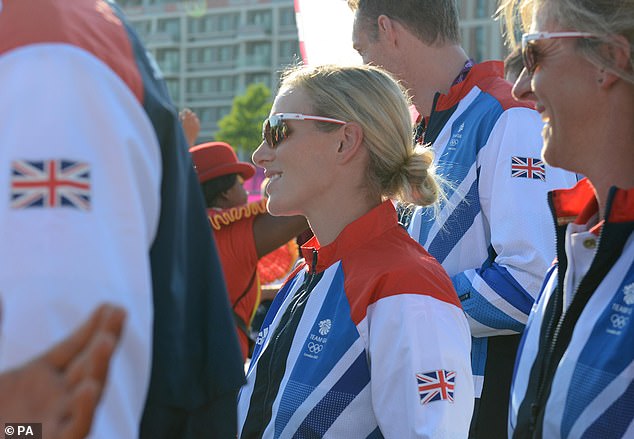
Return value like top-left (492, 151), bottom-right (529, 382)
top-left (189, 142), bottom-right (256, 184)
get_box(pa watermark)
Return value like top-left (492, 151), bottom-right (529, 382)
top-left (4, 424), bottom-right (41, 439)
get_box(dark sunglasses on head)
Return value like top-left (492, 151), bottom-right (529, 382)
top-left (262, 113), bottom-right (347, 148)
top-left (521, 31), bottom-right (596, 75)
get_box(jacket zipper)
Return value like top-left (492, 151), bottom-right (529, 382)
top-left (260, 249), bottom-right (319, 433)
top-left (527, 215), bottom-right (596, 437)
top-left (527, 198), bottom-right (567, 438)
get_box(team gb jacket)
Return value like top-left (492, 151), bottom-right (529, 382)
top-left (510, 179), bottom-right (634, 438)
top-left (238, 201), bottom-right (474, 438)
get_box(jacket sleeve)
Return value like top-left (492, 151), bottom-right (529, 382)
top-left (0, 36), bottom-right (160, 439)
top-left (453, 107), bottom-right (577, 337)
top-left (366, 294), bottom-right (474, 438)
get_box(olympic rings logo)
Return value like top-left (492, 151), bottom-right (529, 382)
top-left (307, 342), bottom-right (323, 354)
top-left (611, 314), bottom-right (629, 329)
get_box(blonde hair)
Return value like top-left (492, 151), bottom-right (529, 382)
top-left (498, 0), bottom-right (634, 84)
top-left (279, 64), bottom-right (442, 207)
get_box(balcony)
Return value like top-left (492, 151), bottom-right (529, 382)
top-left (237, 53), bottom-right (272, 69)
top-left (237, 23), bottom-right (272, 40)
top-left (187, 30), bottom-right (237, 42)
top-left (145, 31), bottom-right (181, 45)
top-left (185, 90), bottom-right (235, 101)
top-left (187, 60), bottom-right (236, 72)
top-left (278, 23), bottom-right (297, 34)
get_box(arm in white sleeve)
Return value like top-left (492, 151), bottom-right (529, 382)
top-left (0, 43), bottom-right (160, 438)
top-left (366, 294), bottom-right (474, 438)
top-left (456, 107), bottom-right (577, 337)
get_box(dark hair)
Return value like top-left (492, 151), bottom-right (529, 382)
top-left (348, 0), bottom-right (461, 45)
top-left (201, 174), bottom-right (237, 208)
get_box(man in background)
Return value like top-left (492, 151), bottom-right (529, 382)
top-left (348, 0), bottom-right (577, 436)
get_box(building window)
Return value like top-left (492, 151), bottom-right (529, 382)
top-left (189, 15), bottom-right (213, 33)
top-left (219, 76), bottom-right (235, 92)
top-left (165, 79), bottom-right (180, 102)
top-left (202, 78), bottom-right (214, 94)
top-left (279, 7), bottom-right (296, 27)
top-left (466, 26), bottom-right (487, 62)
top-left (246, 73), bottom-right (271, 88)
top-left (247, 10), bottom-right (272, 27)
top-left (476, 0), bottom-right (489, 18)
top-left (219, 46), bottom-right (235, 62)
top-left (187, 76), bottom-right (234, 96)
top-left (188, 46), bottom-right (235, 66)
top-left (187, 78), bottom-right (200, 94)
top-left (279, 40), bottom-right (300, 64)
top-left (246, 42), bottom-right (271, 65)
top-left (474, 26), bottom-right (486, 60)
top-left (219, 13), bottom-right (238, 32)
top-left (188, 47), bottom-right (213, 64)
top-left (130, 20), bottom-right (151, 38)
top-left (189, 13), bottom-right (237, 34)
top-left (156, 49), bottom-right (180, 72)
top-left (158, 18), bottom-right (180, 38)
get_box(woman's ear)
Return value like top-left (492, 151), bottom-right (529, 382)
top-left (336, 122), bottom-right (364, 165)
top-left (599, 35), bottom-right (632, 88)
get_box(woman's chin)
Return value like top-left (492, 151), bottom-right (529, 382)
top-left (541, 137), bottom-right (561, 169)
top-left (266, 198), bottom-right (288, 217)
top-left (266, 197), bottom-right (302, 218)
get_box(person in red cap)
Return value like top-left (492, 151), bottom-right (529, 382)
top-left (190, 142), bottom-right (308, 360)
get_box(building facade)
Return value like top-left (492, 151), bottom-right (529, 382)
top-left (119, 0), bottom-right (504, 141)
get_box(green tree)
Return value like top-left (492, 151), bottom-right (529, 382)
top-left (215, 83), bottom-right (273, 156)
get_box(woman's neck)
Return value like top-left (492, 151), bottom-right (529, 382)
top-left (580, 84), bottom-right (634, 219)
top-left (305, 193), bottom-right (381, 247)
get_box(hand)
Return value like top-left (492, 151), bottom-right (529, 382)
top-left (0, 304), bottom-right (126, 439)
top-left (179, 108), bottom-right (201, 147)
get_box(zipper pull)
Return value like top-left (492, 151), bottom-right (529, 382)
top-left (528, 402), bottom-right (539, 436)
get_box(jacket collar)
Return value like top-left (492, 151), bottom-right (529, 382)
top-left (301, 200), bottom-right (398, 273)
top-left (550, 178), bottom-right (634, 235)
top-left (433, 61), bottom-right (504, 112)
top-left (432, 60), bottom-right (535, 113)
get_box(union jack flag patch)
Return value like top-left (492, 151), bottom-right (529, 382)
top-left (511, 156), bottom-right (546, 181)
top-left (416, 370), bottom-right (455, 404)
top-left (10, 160), bottom-right (91, 211)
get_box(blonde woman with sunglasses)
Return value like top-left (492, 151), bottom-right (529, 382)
top-left (499, 0), bottom-right (634, 437)
top-left (237, 64), bottom-right (474, 438)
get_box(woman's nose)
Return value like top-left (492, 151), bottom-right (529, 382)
top-left (512, 68), bottom-right (534, 102)
top-left (252, 140), bottom-right (272, 167)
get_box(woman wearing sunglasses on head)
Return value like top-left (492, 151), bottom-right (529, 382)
top-left (498, 0), bottom-right (634, 437)
top-left (237, 64), bottom-right (474, 438)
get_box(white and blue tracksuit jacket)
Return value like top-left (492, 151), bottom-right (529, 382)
top-left (0, 2), bottom-right (244, 437)
top-left (509, 179), bottom-right (634, 438)
top-left (405, 61), bottom-right (578, 432)
top-left (238, 201), bottom-right (474, 438)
